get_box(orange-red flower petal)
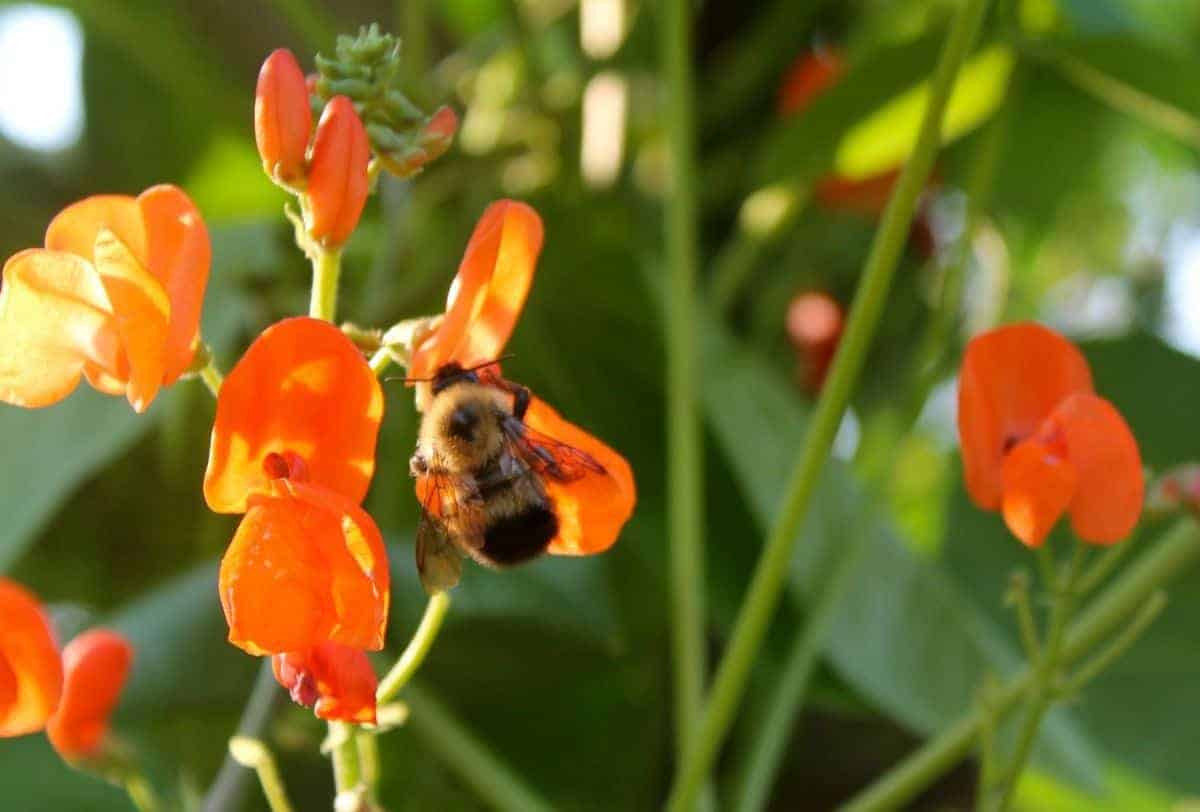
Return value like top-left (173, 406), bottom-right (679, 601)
top-left (272, 642), bottom-right (377, 724)
top-left (1038, 393), bottom-right (1143, 545)
top-left (219, 481), bottom-right (389, 656)
top-left (524, 396), bottom-right (636, 556)
top-left (778, 48), bottom-right (844, 116)
top-left (0, 249), bottom-right (123, 408)
top-left (307, 96), bottom-right (371, 247)
top-left (204, 317), bottom-right (384, 512)
top-left (1000, 437), bottom-right (1078, 547)
top-left (255, 48), bottom-right (313, 183)
top-left (0, 579), bottom-right (62, 738)
top-left (958, 322), bottom-right (1094, 511)
top-left (408, 201), bottom-right (544, 380)
top-left (45, 630), bottom-right (132, 761)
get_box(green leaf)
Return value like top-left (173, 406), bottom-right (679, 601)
top-left (698, 310), bottom-right (1105, 786)
top-left (0, 736), bottom-right (128, 812)
top-left (0, 390), bottom-right (152, 572)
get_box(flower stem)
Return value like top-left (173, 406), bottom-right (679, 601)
top-left (405, 681), bottom-right (554, 812)
top-left (840, 518), bottom-right (1200, 812)
top-left (369, 348), bottom-right (393, 376)
top-left (665, 2), bottom-right (989, 809)
top-left (356, 731), bottom-right (381, 803)
top-left (202, 661), bottom-right (282, 812)
top-left (199, 361), bottom-right (224, 397)
top-left (377, 590), bottom-right (452, 703)
top-left (123, 773), bottom-right (161, 812)
top-left (228, 736), bottom-right (295, 812)
top-left (330, 721), bottom-right (361, 794)
top-left (984, 541), bottom-right (1088, 812)
top-left (663, 0), bottom-right (707, 776)
top-left (309, 248), bottom-right (343, 322)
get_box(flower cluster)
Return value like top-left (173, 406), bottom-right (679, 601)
top-left (0, 578), bottom-right (133, 763)
top-left (958, 322), bottom-right (1143, 547)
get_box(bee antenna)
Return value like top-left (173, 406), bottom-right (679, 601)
top-left (385, 355), bottom-right (515, 386)
top-left (465, 354), bottom-right (515, 373)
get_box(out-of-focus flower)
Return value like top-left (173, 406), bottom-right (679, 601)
top-left (0, 186), bottom-right (210, 412)
top-left (205, 318), bottom-right (388, 656)
top-left (46, 630), bottom-right (133, 761)
top-left (409, 201), bottom-right (636, 556)
top-left (307, 96), bottom-right (371, 247)
top-left (0, 579), bottom-right (62, 738)
top-left (273, 642), bottom-right (377, 724)
top-left (786, 291), bottom-right (844, 392)
top-left (255, 48), bottom-right (313, 184)
top-left (958, 322), bottom-right (1143, 547)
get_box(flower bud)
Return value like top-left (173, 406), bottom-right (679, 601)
top-left (307, 96), bottom-right (371, 247)
top-left (46, 629), bottom-right (133, 762)
top-left (786, 291), bottom-right (843, 392)
top-left (255, 49), bottom-right (313, 184)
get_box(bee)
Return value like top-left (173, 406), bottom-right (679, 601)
top-left (409, 361), bottom-right (607, 592)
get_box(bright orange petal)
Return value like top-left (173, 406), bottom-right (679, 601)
top-left (255, 48), bottom-right (313, 183)
top-left (204, 317), bottom-right (384, 512)
top-left (219, 484), bottom-right (388, 656)
top-left (1001, 438), bottom-right (1077, 547)
top-left (409, 201), bottom-right (543, 380)
top-left (0, 249), bottom-right (123, 408)
top-left (46, 630), bottom-right (132, 761)
top-left (138, 185), bottom-right (211, 384)
top-left (92, 228), bottom-right (170, 412)
top-left (307, 96), bottom-right (371, 247)
top-left (523, 397), bottom-right (636, 556)
top-left (958, 322), bottom-right (1093, 511)
top-left (273, 642), bottom-right (377, 724)
top-left (0, 578), bottom-right (63, 738)
top-left (44, 194), bottom-right (146, 267)
top-left (1039, 393), bottom-right (1144, 545)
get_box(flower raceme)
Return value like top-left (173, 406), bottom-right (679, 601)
top-left (957, 322), bottom-right (1144, 547)
top-left (409, 200), bottom-right (636, 556)
top-left (0, 185), bottom-right (210, 412)
top-left (204, 317), bottom-right (387, 721)
top-left (0, 579), bottom-right (133, 763)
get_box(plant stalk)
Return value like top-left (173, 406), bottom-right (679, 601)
top-left (377, 590), bottom-right (452, 703)
top-left (665, 1), bottom-right (990, 808)
top-left (310, 249), bottom-right (343, 322)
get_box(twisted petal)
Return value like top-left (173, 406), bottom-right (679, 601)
top-left (525, 397), bottom-right (636, 556)
top-left (204, 317), bottom-right (384, 512)
top-left (409, 201), bottom-right (543, 380)
top-left (46, 630), bottom-right (133, 761)
top-left (0, 579), bottom-right (62, 738)
top-left (958, 322), bottom-right (1093, 511)
top-left (0, 250), bottom-right (121, 408)
top-left (273, 642), bottom-right (377, 724)
top-left (219, 482), bottom-right (389, 655)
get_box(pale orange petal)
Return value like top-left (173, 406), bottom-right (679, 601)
top-left (44, 194), bottom-right (146, 266)
top-left (523, 397), bottom-right (636, 556)
top-left (204, 317), bottom-right (384, 512)
top-left (1001, 439), bottom-right (1077, 547)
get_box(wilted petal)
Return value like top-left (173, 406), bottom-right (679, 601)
top-left (273, 642), bottom-right (377, 724)
top-left (524, 396), bottom-right (636, 556)
top-left (409, 201), bottom-right (543, 380)
top-left (204, 317), bottom-right (384, 512)
top-left (0, 578), bottom-right (62, 738)
top-left (46, 630), bottom-right (133, 761)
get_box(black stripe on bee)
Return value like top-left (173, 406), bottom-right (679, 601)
top-left (479, 505), bottom-right (558, 566)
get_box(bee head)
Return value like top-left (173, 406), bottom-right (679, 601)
top-left (431, 362), bottom-right (477, 395)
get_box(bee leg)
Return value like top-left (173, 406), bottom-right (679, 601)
top-left (510, 384), bottom-right (531, 421)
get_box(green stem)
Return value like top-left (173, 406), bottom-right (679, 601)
top-left (1059, 590), bottom-right (1166, 697)
top-left (1078, 537), bottom-right (1138, 595)
top-left (369, 347), bottom-right (394, 376)
top-left (986, 541), bottom-right (1088, 812)
top-left (199, 361), bottom-right (224, 397)
top-left (377, 591), bottom-right (452, 703)
top-left (730, 535), bottom-right (865, 812)
top-left (356, 732), bottom-right (381, 803)
top-left (663, 0), bottom-right (707, 773)
top-left (665, 2), bottom-right (990, 809)
top-left (123, 774), bottom-right (160, 812)
top-left (228, 737), bottom-right (296, 812)
top-left (329, 721), bottom-right (361, 795)
top-left (309, 249), bottom-right (343, 322)
top-left (406, 682), bottom-right (554, 812)
top-left (840, 518), bottom-right (1200, 812)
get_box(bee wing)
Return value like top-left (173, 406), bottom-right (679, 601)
top-left (415, 509), bottom-right (463, 594)
top-left (500, 416), bottom-right (607, 484)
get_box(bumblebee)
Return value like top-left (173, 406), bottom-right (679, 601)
top-left (410, 361), bottom-right (606, 592)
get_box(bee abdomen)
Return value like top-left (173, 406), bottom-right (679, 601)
top-left (480, 505), bottom-right (558, 566)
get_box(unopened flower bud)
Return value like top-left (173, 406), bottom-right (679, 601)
top-left (307, 96), bottom-right (371, 247)
top-left (255, 49), bottom-right (313, 184)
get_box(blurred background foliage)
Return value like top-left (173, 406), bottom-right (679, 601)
top-left (1, 0), bottom-right (1200, 809)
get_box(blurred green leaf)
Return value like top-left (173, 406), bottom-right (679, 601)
top-left (0, 736), bottom-right (128, 812)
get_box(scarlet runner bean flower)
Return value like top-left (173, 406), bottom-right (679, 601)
top-left (204, 317), bottom-right (387, 721)
top-left (46, 630), bottom-right (133, 762)
top-left (255, 48), bottom-right (313, 184)
top-left (0, 578), bottom-right (62, 739)
top-left (957, 322), bottom-right (1143, 547)
top-left (306, 96), bottom-right (371, 247)
top-left (0, 185), bottom-right (211, 412)
top-left (409, 200), bottom-right (636, 556)
top-left (273, 642), bottom-right (377, 724)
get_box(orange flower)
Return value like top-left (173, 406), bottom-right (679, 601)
top-left (255, 48), bottom-right (313, 184)
top-left (786, 291), bottom-right (844, 392)
top-left (205, 318), bottom-right (389, 656)
top-left (410, 202), bottom-right (635, 558)
top-left (958, 322), bottom-right (1143, 547)
top-left (307, 96), bottom-right (371, 247)
top-left (0, 185), bottom-right (210, 412)
top-left (0, 579), bottom-right (62, 738)
top-left (46, 630), bottom-right (132, 761)
top-left (273, 642), bottom-right (377, 724)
